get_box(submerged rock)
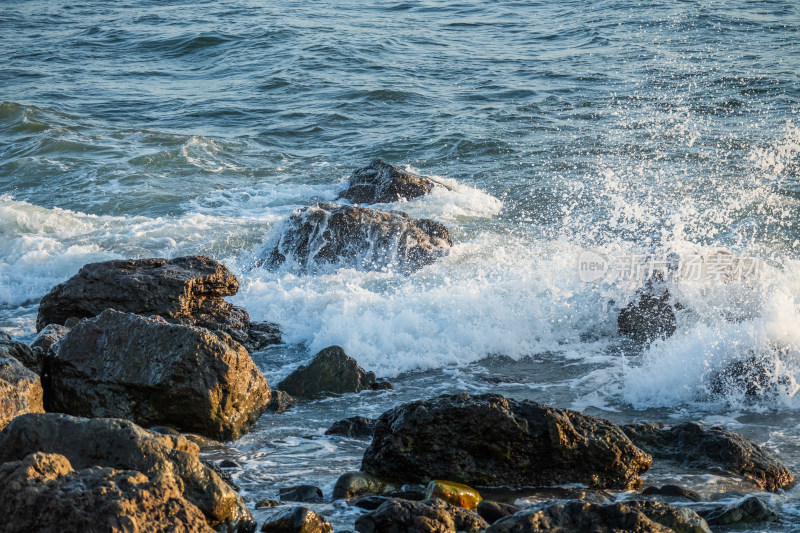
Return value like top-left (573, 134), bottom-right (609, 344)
top-left (278, 346), bottom-right (386, 399)
top-left (425, 480), bottom-right (482, 511)
top-left (354, 498), bottom-right (488, 533)
top-left (623, 421), bottom-right (796, 491)
top-left (361, 393), bottom-right (651, 490)
top-left (333, 471), bottom-right (398, 500)
top-left (477, 501), bottom-right (521, 524)
top-left (279, 485), bottom-right (324, 503)
top-left (693, 496), bottom-right (778, 526)
top-left (623, 501), bottom-right (711, 533)
top-left (47, 309), bottom-right (271, 440)
top-left (0, 452), bottom-right (215, 533)
top-left (0, 413), bottom-right (255, 531)
top-left (0, 351), bottom-right (44, 430)
top-left (260, 506), bottom-right (333, 533)
top-left (264, 203), bottom-right (452, 273)
top-left (325, 416), bottom-right (376, 438)
top-left (35, 255), bottom-right (278, 351)
top-left (267, 390), bottom-right (297, 414)
top-left (641, 484), bottom-right (701, 502)
top-left (707, 351), bottom-right (800, 400)
top-left (338, 160), bottom-right (447, 204)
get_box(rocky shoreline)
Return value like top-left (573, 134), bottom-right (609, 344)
top-left (0, 162), bottom-right (795, 532)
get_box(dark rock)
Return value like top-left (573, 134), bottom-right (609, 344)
top-left (624, 501), bottom-right (711, 533)
top-left (333, 471), bottom-right (398, 500)
top-left (623, 421), bottom-right (796, 491)
top-left (618, 283), bottom-right (677, 343)
top-left (338, 160), bottom-right (446, 204)
top-left (248, 321), bottom-right (283, 351)
top-left (0, 413), bottom-right (255, 532)
top-left (385, 485), bottom-right (427, 501)
top-left (256, 499), bottom-right (282, 509)
top-left (361, 393), bottom-right (652, 490)
top-left (264, 203), bottom-right (452, 273)
top-left (325, 416), bottom-right (376, 438)
top-left (1, 334), bottom-right (43, 374)
top-left (353, 495), bottom-right (396, 511)
top-left (219, 459), bottom-right (240, 469)
top-left (641, 484), bottom-right (701, 502)
top-left (47, 309), bottom-right (271, 440)
top-left (477, 501), bottom-right (521, 524)
top-left (35, 255), bottom-right (271, 350)
top-left (0, 452), bottom-right (215, 533)
top-left (476, 486), bottom-right (611, 506)
top-left (260, 506), bottom-right (333, 533)
top-left (354, 498), bottom-right (488, 533)
top-left (0, 351), bottom-right (44, 430)
top-left (370, 380), bottom-right (394, 391)
top-left (149, 425), bottom-right (184, 437)
top-left (278, 346), bottom-right (382, 399)
top-left (708, 351), bottom-right (798, 400)
top-left (30, 323), bottom-right (70, 363)
top-left (267, 390), bottom-right (296, 414)
top-left (693, 496), bottom-right (778, 526)
top-left (203, 459), bottom-right (241, 492)
top-left (279, 484), bottom-right (324, 503)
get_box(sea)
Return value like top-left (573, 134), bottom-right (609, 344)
top-left (2, 0), bottom-right (800, 530)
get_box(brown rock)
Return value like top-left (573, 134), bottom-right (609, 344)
top-left (260, 506), bottom-right (333, 533)
top-left (354, 498), bottom-right (488, 533)
top-left (0, 350), bottom-right (44, 430)
top-left (338, 160), bottom-right (447, 204)
top-left (278, 346), bottom-right (382, 399)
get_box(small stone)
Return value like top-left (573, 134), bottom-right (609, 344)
top-left (267, 391), bottom-right (297, 414)
top-left (333, 471), bottom-right (397, 500)
top-left (279, 484), bottom-right (324, 503)
top-left (278, 346), bottom-right (382, 399)
top-left (477, 501), bottom-right (521, 524)
top-left (641, 484), bottom-right (701, 502)
top-left (256, 499), bottom-right (282, 509)
top-left (424, 480), bottom-right (482, 511)
top-left (325, 417), bottom-right (375, 438)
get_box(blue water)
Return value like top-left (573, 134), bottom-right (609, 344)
top-left (3, 1), bottom-right (800, 530)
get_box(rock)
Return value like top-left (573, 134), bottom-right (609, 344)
top-left (624, 501), bottom-right (711, 533)
top-left (352, 495), bottom-right (396, 511)
top-left (219, 459), bottom-right (240, 469)
top-left (248, 321), bottom-right (283, 351)
top-left (35, 255), bottom-right (273, 350)
top-left (477, 501), bottom-right (521, 524)
top-left (693, 496), bottom-right (778, 526)
top-left (424, 480), bottom-right (482, 511)
top-left (707, 351), bottom-right (799, 399)
top-left (256, 499), bottom-right (282, 509)
top-left (1, 334), bottom-right (43, 374)
top-left (30, 323), bottom-right (70, 361)
top-left (486, 501), bottom-right (690, 533)
top-left (278, 346), bottom-right (383, 399)
top-left (333, 471), bottom-right (398, 500)
top-left (477, 486), bottom-right (611, 506)
top-left (260, 506), bottom-right (333, 533)
top-left (618, 286), bottom-right (677, 343)
top-left (203, 459), bottom-right (240, 492)
top-left (279, 485), bottom-right (324, 503)
top-left (0, 452), bottom-right (215, 533)
top-left (47, 309), bottom-right (271, 440)
top-left (361, 393), bottom-right (652, 490)
top-left (354, 498), bottom-right (488, 533)
top-left (623, 421), bottom-right (796, 491)
top-left (641, 484), bottom-right (701, 502)
top-left (325, 416), bottom-right (376, 438)
top-left (0, 351), bottom-right (44, 430)
top-left (0, 413), bottom-right (254, 531)
top-left (267, 391), bottom-right (296, 414)
top-left (264, 203), bottom-right (452, 273)
top-left (338, 160), bottom-right (446, 204)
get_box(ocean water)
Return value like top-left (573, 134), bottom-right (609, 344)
top-left (3, 0), bottom-right (800, 530)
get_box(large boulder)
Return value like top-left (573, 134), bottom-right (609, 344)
top-left (47, 309), bottom-right (271, 440)
top-left (0, 452), bottom-right (214, 533)
top-left (354, 498), bottom-right (488, 533)
top-left (35, 256), bottom-right (280, 351)
top-left (623, 422), bottom-right (796, 491)
top-left (361, 394), bottom-right (652, 490)
top-left (278, 346), bottom-right (387, 399)
top-left (0, 349), bottom-right (44, 430)
top-left (0, 413), bottom-right (255, 532)
top-left (338, 160), bottom-right (447, 204)
top-left (264, 203), bottom-right (452, 273)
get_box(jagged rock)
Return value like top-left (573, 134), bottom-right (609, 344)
top-left (623, 421), bottom-right (796, 491)
top-left (0, 413), bottom-right (255, 532)
top-left (477, 501), bottom-right (521, 524)
top-left (203, 459), bottom-right (240, 492)
top-left (267, 391), bottom-right (296, 414)
top-left (47, 309), bottom-right (271, 440)
top-left (425, 480), bottom-right (482, 511)
top-left (264, 203), bottom-right (452, 273)
top-left (31, 323), bottom-right (70, 354)
top-left (618, 286), bottom-right (677, 343)
top-left (278, 346), bottom-right (385, 399)
top-left (1, 333), bottom-right (43, 374)
top-left (333, 471), bottom-right (398, 500)
top-left (248, 321), bottom-right (283, 351)
top-left (352, 495), bottom-right (396, 511)
top-left (0, 452), bottom-right (215, 533)
top-left (693, 496), bottom-right (778, 526)
top-left (486, 501), bottom-right (702, 533)
top-left (361, 394), bottom-right (652, 490)
top-left (325, 416), bottom-right (376, 438)
top-left (641, 484), bottom-right (701, 502)
top-left (708, 351), bottom-right (799, 399)
top-left (338, 160), bottom-right (447, 204)
top-left (279, 485), bottom-right (324, 503)
top-left (260, 506), bottom-right (333, 533)
top-left (0, 351), bottom-right (44, 430)
top-left (35, 255), bottom-right (276, 350)
top-left (624, 501), bottom-right (711, 533)
top-left (354, 498), bottom-right (488, 533)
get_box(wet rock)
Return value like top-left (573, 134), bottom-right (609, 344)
top-left (361, 393), bottom-right (652, 490)
top-left (623, 421), bottom-right (796, 491)
top-left (1, 333), bottom-right (43, 374)
top-left (256, 499), bottom-right (282, 509)
top-left (278, 346), bottom-right (384, 399)
top-left (708, 351), bottom-right (799, 399)
top-left (47, 309), bottom-right (271, 440)
top-left (425, 480), bottom-right (482, 511)
top-left (618, 286), bottom-right (677, 343)
top-left (30, 323), bottom-right (70, 362)
top-left (260, 506), bottom-right (333, 533)
top-left (325, 416), bottom-right (376, 438)
top-left (248, 321), bottom-right (283, 351)
top-left (0, 452), bottom-right (215, 533)
top-left (0, 413), bottom-right (255, 532)
top-left (641, 484), bottom-right (701, 502)
top-left (333, 471), bottom-right (398, 500)
top-left (219, 459), bottom-right (240, 469)
top-left (354, 498), bottom-right (488, 533)
top-left (386, 484), bottom-right (428, 501)
top-left (279, 484), bottom-right (324, 503)
top-left (624, 501), bottom-right (711, 533)
top-left (0, 351), bottom-right (44, 430)
top-left (477, 501), bottom-right (521, 524)
top-left (203, 459), bottom-right (241, 492)
top-left (693, 496), bottom-right (778, 526)
top-left (264, 203), bottom-right (452, 273)
top-left (477, 485), bottom-right (611, 505)
top-left (352, 495), bottom-right (396, 511)
top-left (338, 160), bottom-right (446, 204)
top-left (35, 255), bottom-right (273, 350)
top-left (267, 390), bottom-right (296, 414)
